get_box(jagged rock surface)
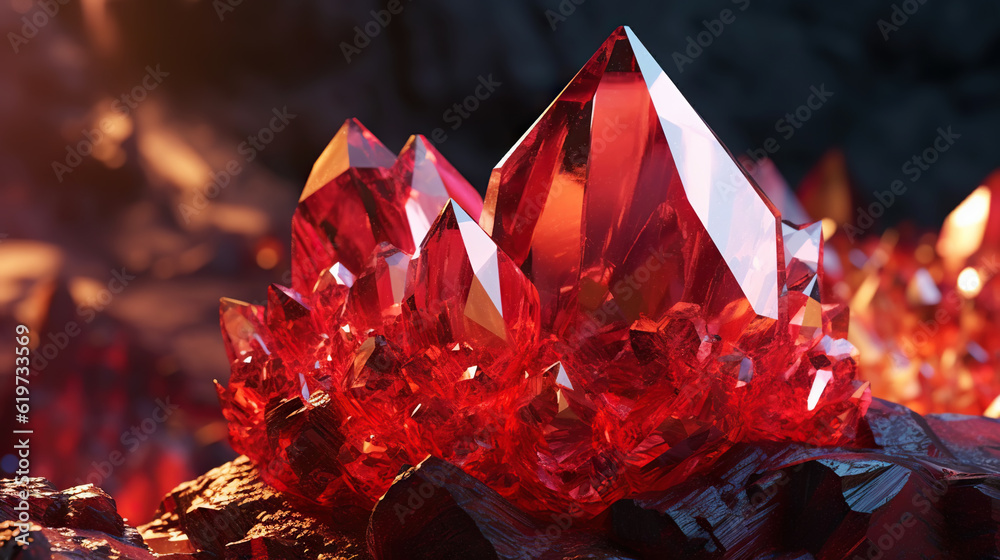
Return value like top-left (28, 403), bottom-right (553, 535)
top-left (0, 478), bottom-right (156, 559)
top-left (139, 455), bottom-right (369, 559)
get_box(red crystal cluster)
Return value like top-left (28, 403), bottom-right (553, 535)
top-left (746, 150), bottom-right (1000, 417)
top-left (217, 27), bottom-right (870, 519)
top-left (838, 177), bottom-right (1000, 417)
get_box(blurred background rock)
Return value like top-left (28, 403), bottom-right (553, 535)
top-left (0, 0), bottom-right (997, 523)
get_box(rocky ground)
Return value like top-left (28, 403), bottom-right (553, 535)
top-left (1, 399), bottom-right (998, 559)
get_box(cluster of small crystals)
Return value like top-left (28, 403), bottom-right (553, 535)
top-left (836, 177), bottom-right (1000, 418)
top-left (216, 27), bottom-right (871, 518)
top-left (747, 150), bottom-right (1000, 418)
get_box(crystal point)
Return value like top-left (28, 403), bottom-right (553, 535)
top-left (396, 134), bottom-right (484, 248)
top-left (291, 119), bottom-right (412, 293)
top-left (482, 26), bottom-right (781, 341)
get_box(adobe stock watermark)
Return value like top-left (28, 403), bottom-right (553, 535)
top-left (74, 397), bottom-right (180, 488)
top-left (7, 0), bottom-right (70, 54)
top-left (427, 74), bottom-right (502, 145)
top-left (877, 0), bottom-right (931, 41)
top-left (340, 0), bottom-right (413, 63)
top-left (744, 84), bottom-right (834, 164)
top-left (178, 106), bottom-right (296, 223)
top-left (545, 0), bottom-right (587, 31)
top-left (671, 0), bottom-right (751, 73)
top-left (52, 65), bottom-right (170, 183)
top-left (844, 126), bottom-right (960, 242)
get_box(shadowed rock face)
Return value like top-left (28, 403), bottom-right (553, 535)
top-left (367, 457), bottom-right (636, 560)
top-left (138, 454), bottom-right (369, 559)
top-left (0, 478), bottom-right (157, 559)
top-left (608, 400), bottom-right (1000, 560)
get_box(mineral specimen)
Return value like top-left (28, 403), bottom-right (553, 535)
top-left (216, 26), bottom-right (870, 520)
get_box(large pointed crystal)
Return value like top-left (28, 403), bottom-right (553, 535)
top-left (481, 27), bottom-right (782, 340)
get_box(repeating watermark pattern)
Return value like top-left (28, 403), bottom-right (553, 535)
top-left (7, 0), bottom-right (70, 53)
top-left (671, 0), bottom-right (752, 73)
top-left (178, 106), bottom-right (296, 223)
top-left (545, 0), bottom-right (587, 31)
top-left (340, 1), bottom-right (413, 63)
top-left (744, 84), bottom-right (834, 164)
top-left (75, 397), bottom-right (180, 488)
top-left (52, 65), bottom-right (170, 183)
top-left (745, 455), bottom-right (951, 560)
top-left (428, 74), bottom-right (502, 145)
top-left (31, 268), bottom-right (136, 372)
top-left (565, 116), bottom-right (628, 168)
top-left (877, 0), bottom-right (932, 41)
top-left (844, 126), bottom-right (960, 241)
top-left (11, 325), bottom-right (32, 547)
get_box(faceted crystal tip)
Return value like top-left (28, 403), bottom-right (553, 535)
top-left (219, 297), bottom-right (267, 362)
top-left (397, 134), bottom-right (484, 248)
top-left (301, 118), bottom-right (396, 202)
top-left (483, 23), bottom-right (781, 331)
top-left (399, 135), bottom-right (484, 219)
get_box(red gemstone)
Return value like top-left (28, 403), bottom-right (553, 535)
top-left (479, 26), bottom-right (868, 509)
top-left (405, 201), bottom-right (539, 370)
top-left (291, 119), bottom-right (409, 293)
top-left (395, 134), bottom-right (485, 248)
top-left (482, 26), bottom-right (782, 338)
top-left (345, 242), bottom-right (412, 334)
top-left (218, 26), bottom-right (871, 520)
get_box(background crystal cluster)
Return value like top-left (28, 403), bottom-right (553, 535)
top-left (748, 152), bottom-right (1000, 418)
top-left (217, 28), bottom-right (872, 519)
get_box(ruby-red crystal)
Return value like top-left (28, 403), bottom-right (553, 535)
top-left (218, 26), bottom-right (871, 520)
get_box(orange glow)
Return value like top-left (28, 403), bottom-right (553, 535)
top-left (914, 243), bottom-right (936, 264)
top-left (986, 394), bottom-right (1000, 419)
top-left (138, 126), bottom-right (211, 194)
top-left (957, 267), bottom-right (982, 298)
top-left (256, 247), bottom-right (280, 270)
top-left (821, 218), bottom-right (837, 241)
top-left (937, 186), bottom-right (990, 268)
